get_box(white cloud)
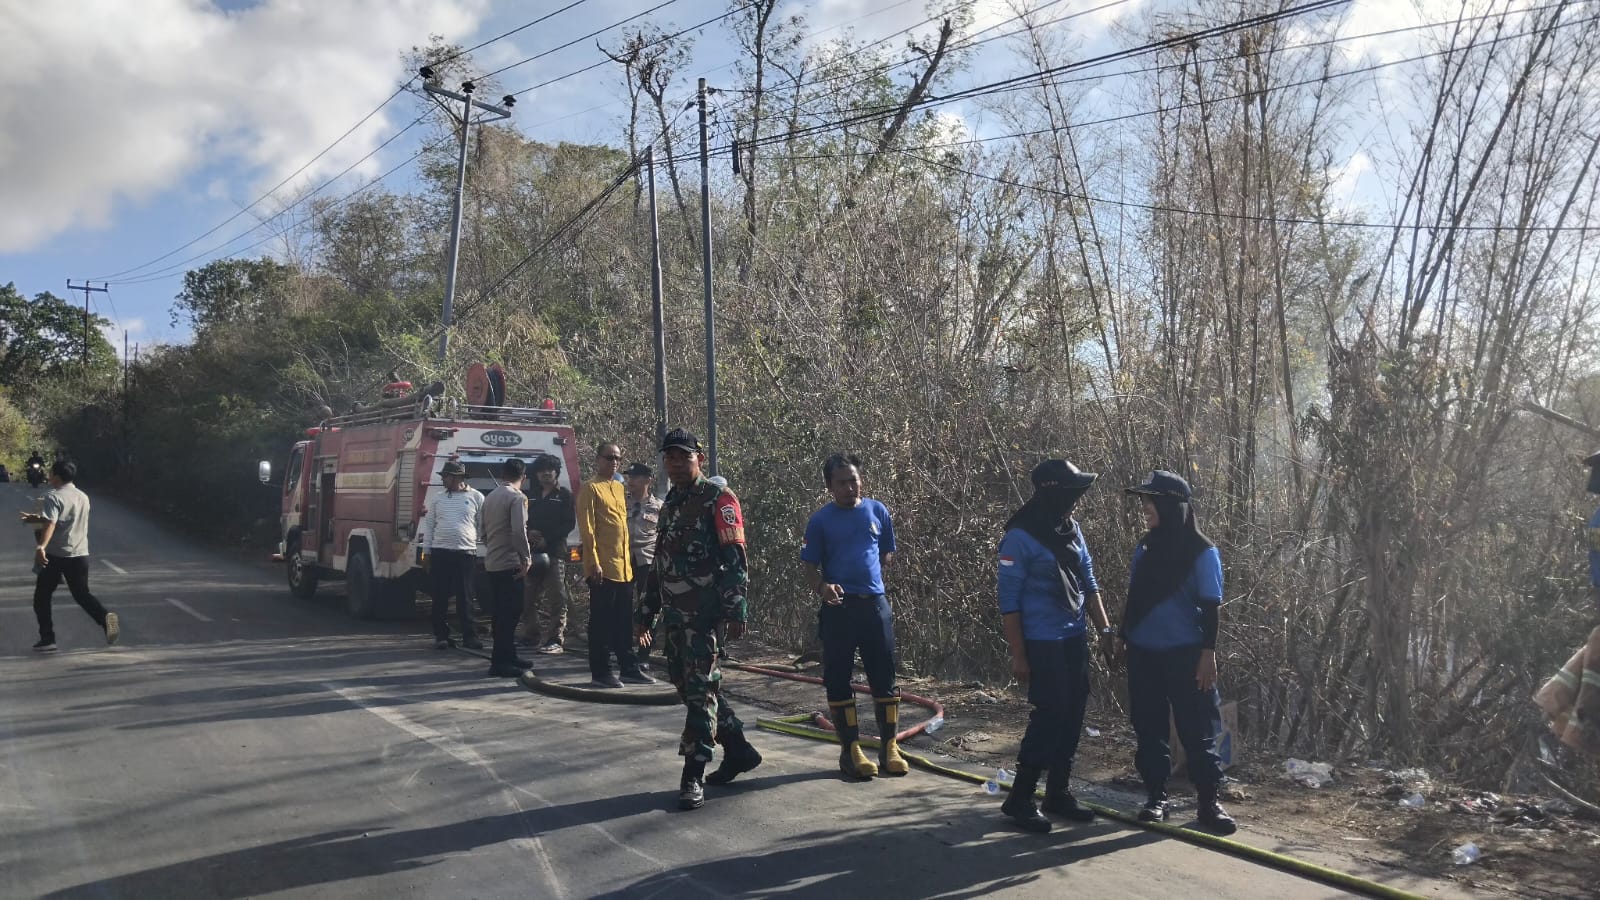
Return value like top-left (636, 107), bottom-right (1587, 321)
top-left (0, 0), bottom-right (492, 253)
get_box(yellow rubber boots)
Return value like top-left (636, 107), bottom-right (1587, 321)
top-left (830, 699), bottom-right (879, 778)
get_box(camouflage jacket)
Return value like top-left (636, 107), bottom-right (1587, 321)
top-left (635, 476), bottom-right (748, 627)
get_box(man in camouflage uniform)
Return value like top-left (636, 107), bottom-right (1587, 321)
top-left (635, 428), bottom-right (763, 810)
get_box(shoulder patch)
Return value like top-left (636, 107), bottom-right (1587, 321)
top-left (713, 492), bottom-right (745, 545)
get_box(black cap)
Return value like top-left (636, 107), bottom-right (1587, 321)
top-left (439, 459), bottom-right (468, 478)
top-left (660, 428), bottom-right (701, 453)
top-left (1126, 469), bottom-right (1192, 500)
top-left (625, 462), bottom-right (653, 478)
top-left (1030, 459), bottom-right (1097, 490)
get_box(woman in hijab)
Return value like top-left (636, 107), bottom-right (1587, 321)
top-left (1118, 470), bottom-right (1235, 834)
top-left (995, 459), bottom-right (1116, 834)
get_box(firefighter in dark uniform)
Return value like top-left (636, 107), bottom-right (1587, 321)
top-left (1117, 470), bottom-right (1236, 835)
top-left (635, 428), bottom-right (763, 810)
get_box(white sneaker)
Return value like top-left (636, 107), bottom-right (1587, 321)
top-left (104, 612), bottom-right (120, 646)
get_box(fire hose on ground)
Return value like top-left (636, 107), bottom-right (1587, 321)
top-left (505, 652), bottom-right (1428, 900)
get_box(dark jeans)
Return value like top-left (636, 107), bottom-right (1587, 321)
top-left (486, 570), bottom-right (524, 667)
top-left (34, 555), bottom-right (109, 642)
top-left (819, 593), bottom-right (898, 701)
top-left (428, 549), bottom-right (477, 641)
top-left (1127, 643), bottom-right (1224, 792)
top-left (1017, 635), bottom-right (1090, 772)
top-left (589, 578), bottom-right (641, 679)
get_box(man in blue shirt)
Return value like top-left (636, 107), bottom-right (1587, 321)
top-left (801, 453), bottom-right (907, 780)
top-left (1586, 451), bottom-right (1600, 613)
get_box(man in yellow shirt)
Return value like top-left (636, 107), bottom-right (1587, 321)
top-left (579, 442), bottom-right (654, 687)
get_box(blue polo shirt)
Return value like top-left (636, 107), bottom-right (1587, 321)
top-left (801, 498), bottom-right (896, 595)
top-left (1124, 545), bottom-right (1225, 651)
top-left (1588, 507), bottom-right (1600, 588)
top-left (998, 526), bottom-right (1100, 641)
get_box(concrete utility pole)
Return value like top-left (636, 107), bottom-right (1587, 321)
top-left (420, 67), bottom-right (515, 364)
top-left (697, 78), bottom-right (719, 477)
top-left (646, 145), bottom-right (669, 497)
top-left (65, 280), bottom-right (107, 365)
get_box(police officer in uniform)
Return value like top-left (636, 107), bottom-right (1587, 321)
top-left (635, 429), bottom-right (763, 810)
top-left (1118, 470), bottom-right (1236, 834)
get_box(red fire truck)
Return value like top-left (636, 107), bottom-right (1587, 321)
top-left (267, 384), bottom-right (582, 618)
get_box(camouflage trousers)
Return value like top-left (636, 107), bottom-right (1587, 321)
top-left (662, 606), bottom-right (744, 761)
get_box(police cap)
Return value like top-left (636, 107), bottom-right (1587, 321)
top-left (1125, 469), bottom-right (1192, 501)
top-left (660, 428), bottom-right (701, 453)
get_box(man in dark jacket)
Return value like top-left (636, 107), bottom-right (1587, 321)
top-left (523, 453), bottom-right (577, 653)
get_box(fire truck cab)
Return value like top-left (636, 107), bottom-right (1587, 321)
top-left (271, 392), bottom-right (582, 619)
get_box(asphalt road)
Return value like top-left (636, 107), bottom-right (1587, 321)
top-left (0, 484), bottom-right (1447, 899)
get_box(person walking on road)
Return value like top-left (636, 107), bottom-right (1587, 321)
top-left (522, 453), bottom-right (576, 654)
top-left (995, 459), bottom-right (1114, 833)
top-left (421, 459), bottom-right (484, 651)
top-left (481, 458), bottom-right (535, 678)
top-left (801, 453), bottom-right (909, 781)
top-left (626, 462), bottom-right (663, 670)
top-left (1118, 470), bottom-right (1236, 835)
top-left (578, 442), bottom-right (652, 687)
top-left (23, 461), bottom-right (119, 651)
top-left (635, 428), bottom-right (763, 809)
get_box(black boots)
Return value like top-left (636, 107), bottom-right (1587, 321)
top-left (1196, 783), bottom-right (1238, 835)
top-left (831, 699), bottom-right (878, 779)
top-left (678, 757), bottom-right (707, 810)
top-left (1001, 765), bottom-right (1052, 834)
top-left (1139, 790), bottom-right (1170, 823)
top-left (705, 731), bottom-right (763, 786)
top-left (1040, 768), bottom-right (1095, 822)
top-left (874, 696), bottom-right (910, 777)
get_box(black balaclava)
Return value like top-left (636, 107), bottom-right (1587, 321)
top-left (1123, 495), bottom-right (1214, 635)
top-left (1005, 482), bottom-right (1093, 602)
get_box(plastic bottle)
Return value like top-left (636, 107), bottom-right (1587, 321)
top-left (1399, 793), bottom-right (1425, 808)
top-left (924, 714), bottom-right (945, 734)
top-left (983, 768), bottom-right (1013, 795)
top-left (1451, 843), bottom-right (1480, 866)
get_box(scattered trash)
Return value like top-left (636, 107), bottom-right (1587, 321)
top-left (1399, 793), bottom-right (1426, 809)
top-left (1451, 842), bottom-right (1480, 866)
top-left (974, 692), bottom-right (999, 705)
top-left (1285, 758), bottom-right (1334, 788)
top-left (957, 731), bottom-right (994, 747)
top-left (1219, 784), bottom-right (1251, 802)
top-left (983, 768), bottom-right (1014, 796)
top-left (1085, 727), bottom-right (1102, 737)
top-left (924, 714), bottom-right (945, 734)
top-left (1540, 799), bottom-right (1574, 817)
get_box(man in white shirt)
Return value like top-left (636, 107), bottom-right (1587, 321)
top-left (422, 459), bottom-right (484, 650)
top-left (22, 460), bottom-right (119, 651)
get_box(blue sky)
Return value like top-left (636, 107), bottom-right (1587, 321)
top-left (0, 0), bottom-right (1452, 354)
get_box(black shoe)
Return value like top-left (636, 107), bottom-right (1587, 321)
top-left (32, 639), bottom-right (56, 652)
top-left (1001, 766), bottom-right (1052, 834)
top-left (620, 671), bottom-right (656, 685)
top-left (1197, 785), bottom-right (1237, 835)
top-left (590, 675), bottom-right (623, 689)
top-left (679, 758), bottom-right (707, 810)
top-left (487, 664), bottom-right (527, 678)
top-left (1041, 791), bottom-right (1097, 822)
top-left (1139, 797), bottom-right (1170, 823)
top-left (462, 637), bottom-right (485, 651)
top-left (705, 741), bottom-right (763, 786)
top-left (514, 657), bottom-right (536, 669)
top-left (434, 638), bottom-right (454, 650)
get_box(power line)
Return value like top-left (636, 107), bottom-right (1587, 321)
top-left (508, 3), bottom-right (753, 99)
top-left (486, 0), bottom-right (688, 79)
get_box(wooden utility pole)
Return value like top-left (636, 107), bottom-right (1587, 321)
top-left (66, 280), bottom-right (107, 365)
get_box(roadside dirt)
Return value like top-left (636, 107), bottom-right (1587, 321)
top-left (716, 644), bottom-right (1600, 900)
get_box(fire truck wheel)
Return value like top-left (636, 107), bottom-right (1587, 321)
top-left (286, 535), bottom-right (319, 599)
top-left (346, 547), bottom-right (378, 620)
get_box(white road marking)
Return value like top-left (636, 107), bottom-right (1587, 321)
top-left (101, 559), bottom-right (128, 575)
top-left (164, 598), bottom-right (212, 622)
top-left (325, 683), bottom-right (729, 899)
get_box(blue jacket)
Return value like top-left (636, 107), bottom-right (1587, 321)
top-left (998, 525), bottom-right (1099, 641)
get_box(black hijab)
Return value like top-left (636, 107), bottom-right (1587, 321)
top-left (1124, 495), bottom-right (1214, 634)
top-left (1004, 484), bottom-right (1091, 610)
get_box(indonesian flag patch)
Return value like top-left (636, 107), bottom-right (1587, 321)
top-left (999, 556), bottom-right (1016, 567)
